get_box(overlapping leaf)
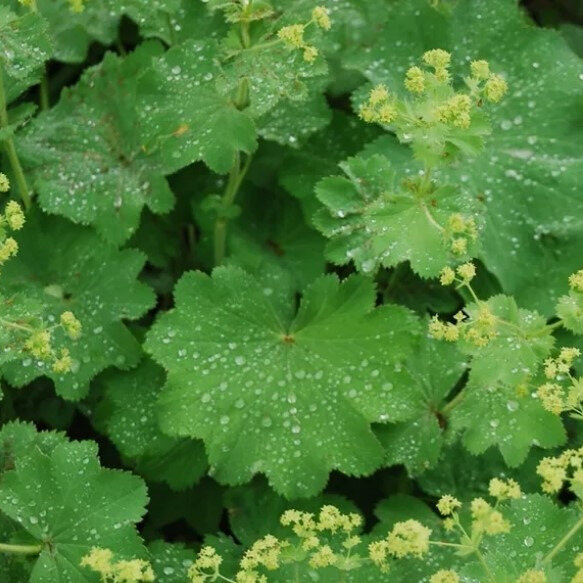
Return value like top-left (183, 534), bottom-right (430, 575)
top-left (376, 334), bottom-right (466, 475)
top-left (146, 266), bottom-right (421, 497)
top-left (314, 152), bottom-right (480, 276)
top-left (101, 359), bottom-right (207, 490)
top-left (0, 7), bottom-right (51, 99)
top-left (0, 211), bottom-right (153, 399)
top-left (18, 44), bottom-right (174, 244)
top-left (342, 0), bottom-right (583, 312)
top-left (0, 422), bottom-right (148, 583)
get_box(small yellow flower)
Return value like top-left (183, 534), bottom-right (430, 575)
top-left (436, 494), bottom-right (461, 516)
top-left (25, 329), bottom-right (53, 360)
top-left (569, 270), bottom-right (583, 293)
top-left (386, 519), bottom-right (431, 558)
top-left (303, 45), bottom-right (318, 63)
top-left (439, 266), bottom-right (455, 286)
top-left (405, 66), bottom-right (426, 93)
top-left (81, 548), bottom-right (114, 577)
top-left (488, 477), bottom-right (521, 500)
top-left (4, 201), bottom-right (25, 230)
top-left (470, 59), bottom-right (490, 80)
top-left (369, 84), bottom-right (390, 106)
top-left (537, 383), bottom-right (564, 415)
top-left (430, 570), bottom-right (460, 583)
top-left (61, 311), bottom-right (82, 340)
top-left (484, 74), bottom-right (508, 103)
top-left (53, 348), bottom-right (73, 374)
top-left (0, 237), bottom-right (18, 264)
top-left (0, 173), bottom-right (9, 193)
top-left (517, 569), bottom-right (546, 583)
top-left (450, 237), bottom-right (467, 255)
top-left (456, 262), bottom-right (476, 283)
top-left (68, 0), bottom-right (85, 12)
top-left (278, 24), bottom-right (305, 49)
top-left (537, 456), bottom-right (568, 493)
top-left (368, 540), bottom-right (389, 572)
top-left (423, 49), bottom-right (451, 70)
top-left (312, 6), bottom-right (331, 30)
top-left (309, 545), bottom-right (336, 568)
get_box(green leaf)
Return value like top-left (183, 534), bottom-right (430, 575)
top-left (217, 30), bottom-right (329, 119)
top-left (470, 495), bottom-right (583, 580)
top-left (460, 295), bottom-right (555, 389)
top-left (257, 87), bottom-right (332, 147)
top-left (148, 541), bottom-right (193, 583)
top-left (279, 110), bottom-right (382, 220)
top-left (0, 428), bottom-right (148, 583)
top-left (452, 371), bottom-right (565, 465)
top-left (343, 0), bottom-right (583, 312)
top-left (0, 8), bottom-right (51, 98)
top-left (0, 211), bottom-right (153, 399)
top-left (101, 359), bottom-right (207, 491)
top-left (18, 45), bottom-right (174, 245)
top-left (146, 266), bottom-right (421, 497)
top-left (557, 291), bottom-right (583, 334)
top-left (138, 39), bottom-right (257, 175)
top-left (314, 152), bottom-right (480, 277)
top-left (227, 190), bottom-right (326, 292)
top-left (376, 334), bottom-right (466, 474)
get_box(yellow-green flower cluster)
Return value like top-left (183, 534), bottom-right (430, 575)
top-left (80, 548), bottom-right (154, 582)
top-left (0, 173), bottom-right (9, 193)
top-left (404, 66), bottom-right (426, 93)
top-left (69, 0), bottom-right (85, 13)
top-left (446, 213), bottom-right (478, 257)
top-left (437, 94), bottom-right (472, 128)
top-left (470, 498), bottom-right (511, 535)
top-left (423, 48), bottom-right (452, 82)
top-left (0, 200), bottom-right (25, 268)
top-left (517, 570), bottom-right (547, 583)
top-left (277, 6), bottom-right (330, 63)
top-left (188, 546), bottom-right (222, 583)
top-left (359, 84), bottom-right (397, 124)
top-left (238, 535), bottom-right (284, 580)
top-left (430, 570), bottom-right (460, 583)
top-left (436, 494), bottom-right (461, 516)
top-left (537, 447), bottom-right (583, 494)
top-left (569, 269), bottom-right (583, 293)
top-left (537, 348), bottom-right (582, 415)
top-left (368, 519), bottom-right (432, 572)
top-left (61, 310), bottom-right (83, 339)
top-left (573, 553), bottom-right (583, 583)
top-left (488, 477), bottom-right (521, 501)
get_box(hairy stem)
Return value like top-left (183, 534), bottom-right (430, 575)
top-left (0, 61), bottom-right (32, 210)
top-left (213, 152), bottom-right (253, 266)
top-left (0, 542), bottom-right (42, 555)
top-left (39, 68), bottom-right (50, 112)
top-left (441, 387), bottom-right (466, 416)
top-left (543, 514), bottom-right (583, 565)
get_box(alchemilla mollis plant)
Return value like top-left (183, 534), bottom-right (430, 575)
top-left (1, 0), bottom-right (583, 581)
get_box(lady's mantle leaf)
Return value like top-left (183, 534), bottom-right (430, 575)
top-left (18, 44), bottom-right (174, 245)
top-left (138, 39), bottom-right (257, 175)
top-left (376, 334), bottom-right (466, 475)
top-left (102, 359), bottom-right (207, 491)
top-left (343, 0), bottom-right (583, 311)
top-left (0, 423), bottom-right (148, 583)
top-left (146, 266), bottom-right (421, 498)
top-left (0, 8), bottom-right (52, 99)
top-left (314, 153), bottom-right (480, 277)
top-left (0, 211), bottom-right (154, 400)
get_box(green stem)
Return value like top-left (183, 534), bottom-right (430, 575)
top-left (441, 387), bottom-right (466, 416)
top-left (0, 61), bottom-right (32, 210)
top-left (0, 542), bottom-right (42, 555)
top-left (39, 68), bottom-right (50, 111)
top-left (429, 540), bottom-right (473, 550)
top-left (543, 514), bottom-right (583, 565)
top-left (0, 317), bottom-right (34, 333)
top-left (213, 153), bottom-right (253, 266)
